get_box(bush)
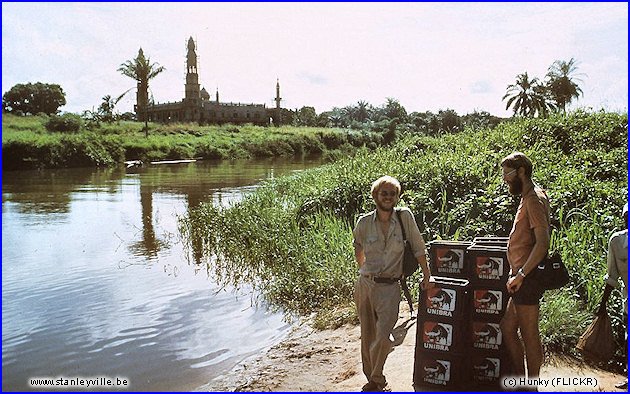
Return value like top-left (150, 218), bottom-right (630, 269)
top-left (45, 113), bottom-right (83, 133)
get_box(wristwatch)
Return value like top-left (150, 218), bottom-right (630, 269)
top-left (517, 267), bottom-right (526, 278)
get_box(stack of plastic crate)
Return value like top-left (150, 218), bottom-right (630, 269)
top-left (467, 237), bottom-right (511, 390)
top-left (413, 241), bottom-right (471, 390)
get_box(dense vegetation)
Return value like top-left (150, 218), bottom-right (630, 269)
top-left (180, 110), bottom-right (628, 369)
top-left (1, 113), bottom-right (384, 170)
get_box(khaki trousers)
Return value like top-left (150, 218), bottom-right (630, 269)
top-left (354, 275), bottom-right (401, 385)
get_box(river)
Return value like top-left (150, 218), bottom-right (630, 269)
top-left (1, 157), bottom-right (325, 391)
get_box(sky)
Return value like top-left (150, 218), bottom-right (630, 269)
top-left (2, 2), bottom-right (628, 117)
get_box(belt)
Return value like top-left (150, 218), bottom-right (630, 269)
top-left (363, 275), bottom-right (400, 284)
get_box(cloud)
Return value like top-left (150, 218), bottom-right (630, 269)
top-left (469, 80), bottom-right (492, 94)
top-left (297, 72), bottom-right (328, 86)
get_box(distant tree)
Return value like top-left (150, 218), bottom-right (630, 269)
top-left (356, 100), bottom-right (372, 122)
top-left (382, 98), bottom-right (408, 122)
top-left (97, 94), bottom-right (122, 123)
top-left (296, 106), bottom-right (317, 126)
top-left (279, 108), bottom-right (296, 126)
top-left (341, 105), bottom-right (357, 124)
top-left (316, 111), bottom-right (332, 127)
top-left (328, 107), bottom-right (348, 128)
top-left (2, 82), bottom-right (66, 115)
top-left (545, 58), bottom-right (584, 112)
top-left (118, 48), bottom-right (165, 136)
top-left (503, 72), bottom-right (551, 117)
top-left (438, 109), bottom-right (462, 133)
top-left (461, 110), bottom-right (502, 130)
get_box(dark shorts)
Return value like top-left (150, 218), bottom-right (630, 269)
top-left (512, 275), bottom-right (544, 305)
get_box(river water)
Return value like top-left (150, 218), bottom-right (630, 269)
top-left (2, 157), bottom-right (325, 391)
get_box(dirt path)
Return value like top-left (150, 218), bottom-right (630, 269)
top-left (200, 302), bottom-right (626, 392)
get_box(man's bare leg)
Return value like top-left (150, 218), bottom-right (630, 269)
top-left (501, 298), bottom-right (525, 376)
top-left (516, 303), bottom-right (543, 379)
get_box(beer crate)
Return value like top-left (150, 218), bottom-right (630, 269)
top-left (471, 320), bottom-right (505, 352)
top-left (417, 316), bottom-right (469, 354)
top-left (468, 351), bottom-right (511, 389)
top-left (418, 276), bottom-right (470, 320)
top-left (467, 245), bottom-right (510, 286)
top-left (428, 241), bottom-right (472, 279)
top-left (471, 286), bottom-right (509, 322)
top-left (414, 349), bottom-right (468, 390)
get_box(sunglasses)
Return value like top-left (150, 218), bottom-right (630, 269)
top-left (502, 168), bottom-right (517, 178)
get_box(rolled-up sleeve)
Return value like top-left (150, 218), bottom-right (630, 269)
top-left (401, 208), bottom-right (427, 258)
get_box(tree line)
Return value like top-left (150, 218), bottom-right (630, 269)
top-left (278, 99), bottom-right (504, 137)
top-left (2, 49), bottom-right (585, 134)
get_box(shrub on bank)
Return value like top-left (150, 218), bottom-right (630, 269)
top-left (44, 113), bottom-right (84, 133)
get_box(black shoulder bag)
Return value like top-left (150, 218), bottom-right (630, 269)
top-left (530, 252), bottom-right (570, 290)
top-left (527, 188), bottom-right (570, 291)
top-left (395, 208), bottom-right (419, 314)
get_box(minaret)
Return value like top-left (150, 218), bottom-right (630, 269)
top-left (216, 87), bottom-right (219, 105)
top-left (275, 78), bottom-right (282, 109)
top-left (184, 37), bottom-right (200, 102)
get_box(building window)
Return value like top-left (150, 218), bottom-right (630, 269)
top-left (254, 113), bottom-right (260, 119)
top-left (246, 113), bottom-right (250, 118)
top-left (233, 113), bottom-right (238, 118)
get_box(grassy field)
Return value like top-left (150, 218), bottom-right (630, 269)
top-left (1, 113), bottom-right (384, 169)
top-left (179, 110), bottom-right (628, 369)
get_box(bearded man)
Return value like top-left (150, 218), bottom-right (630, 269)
top-left (352, 175), bottom-right (433, 392)
top-left (499, 152), bottom-right (551, 389)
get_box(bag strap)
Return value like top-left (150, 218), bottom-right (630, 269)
top-left (395, 208), bottom-right (414, 315)
top-left (395, 208), bottom-right (408, 241)
top-left (399, 277), bottom-right (414, 315)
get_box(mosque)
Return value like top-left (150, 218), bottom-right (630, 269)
top-left (140, 37), bottom-right (282, 126)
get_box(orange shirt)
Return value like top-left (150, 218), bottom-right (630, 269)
top-left (507, 186), bottom-right (550, 271)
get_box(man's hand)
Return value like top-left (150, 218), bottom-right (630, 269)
top-left (506, 274), bottom-right (524, 294)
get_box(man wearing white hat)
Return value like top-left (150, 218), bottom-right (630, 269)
top-left (602, 201), bottom-right (628, 389)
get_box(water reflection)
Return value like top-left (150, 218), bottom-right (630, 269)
top-left (2, 157), bottom-right (325, 391)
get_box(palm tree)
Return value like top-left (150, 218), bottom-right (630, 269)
top-left (545, 58), bottom-right (584, 112)
top-left (118, 48), bottom-right (165, 136)
top-left (356, 100), bottom-right (371, 123)
top-left (503, 72), bottom-right (550, 117)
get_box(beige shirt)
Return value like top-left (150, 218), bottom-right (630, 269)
top-left (353, 207), bottom-right (427, 278)
top-left (507, 186), bottom-right (550, 271)
top-left (605, 229), bottom-right (628, 314)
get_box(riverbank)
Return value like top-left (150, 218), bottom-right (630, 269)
top-left (181, 110), bottom-right (628, 373)
top-left (1, 113), bottom-right (383, 170)
top-left (201, 302), bottom-right (626, 392)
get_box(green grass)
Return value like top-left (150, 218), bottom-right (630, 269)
top-left (179, 109), bottom-right (628, 370)
top-left (2, 113), bottom-right (384, 169)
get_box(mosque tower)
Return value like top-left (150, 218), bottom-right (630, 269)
top-left (275, 78), bottom-right (282, 109)
top-left (184, 37), bottom-right (201, 103)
